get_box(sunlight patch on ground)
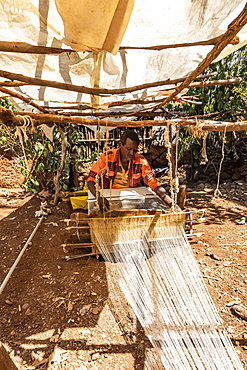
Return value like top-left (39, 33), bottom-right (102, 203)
top-left (26, 329), bottom-right (55, 341)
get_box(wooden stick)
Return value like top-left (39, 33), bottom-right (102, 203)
top-left (120, 35), bottom-right (240, 51)
top-left (0, 77), bottom-right (239, 113)
top-left (1, 107), bottom-right (247, 131)
top-left (62, 243), bottom-right (95, 247)
top-left (0, 217), bottom-right (43, 294)
top-left (0, 86), bottom-right (48, 113)
top-left (202, 275), bottom-right (220, 281)
top-left (0, 81), bottom-right (27, 87)
top-left (154, 3), bottom-right (247, 108)
top-left (0, 68), bottom-right (240, 100)
top-left (188, 77), bottom-right (242, 88)
top-left (65, 226), bottom-right (90, 230)
top-left (0, 72), bottom-right (217, 89)
top-left (64, 253), bottom-right (97, 261)
top-left (0, 41), bottom-right (73, 54)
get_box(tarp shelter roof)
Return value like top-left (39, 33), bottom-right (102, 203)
top-left (0, 0), bottom-right (247, 121)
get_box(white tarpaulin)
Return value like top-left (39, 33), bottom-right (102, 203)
top-left (0, 0), bottom-right (247, 111)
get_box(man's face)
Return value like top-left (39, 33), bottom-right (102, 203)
top-left (120, 138), bottom-right (139, 162)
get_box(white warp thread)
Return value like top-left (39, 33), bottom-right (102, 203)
top-left (92, 221), bottom-right (243, 370)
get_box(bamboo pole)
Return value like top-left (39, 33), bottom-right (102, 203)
top-left (155, 3), bottom-right (247, 108)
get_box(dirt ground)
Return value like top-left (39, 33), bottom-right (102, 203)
top-left (0, 155), bottom-right (247, 370)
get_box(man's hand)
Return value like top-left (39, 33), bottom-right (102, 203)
top-left (98, 196), bottom-right (110, 212)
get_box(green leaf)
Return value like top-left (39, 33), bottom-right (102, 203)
top-left (49, 222), bottom-right (58, 226)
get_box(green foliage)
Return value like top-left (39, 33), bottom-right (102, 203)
top-left (174, 45), bottom-right (247, 178)
top-left (20, 125), bottom-right (86, 193)
top-left (178, 45), bottom-right (247, 121)
top-left (0, 97), bottom-right (88, 193)
top-left (90, 149), bottom-right (102, 163)
top-left (0, 98), bottom-right (21, 155)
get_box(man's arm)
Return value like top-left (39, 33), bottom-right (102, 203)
top-left (153, 185), bottom-right (173, 207)
top-left (154, 185), bottom-right (182, 211)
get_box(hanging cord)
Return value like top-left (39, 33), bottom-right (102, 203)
top-left (164, 122), bottom-right (179, 212)
top-left (15, 116), bottom-right (36, 178)
top-left (95, 119), bottom-right (102, 212)
top-left (174, 129), bottom-right (180, 208)
top-left (95, 118), bottom-right (107, 213)
top-left (214, 126), bottom-right (227, 198)
top-left (189, 117), bottom-right (205, 137)
top-left (200, 132), bottom-right (209, 165)
top-left (104, 120), bottom-right (112, 211)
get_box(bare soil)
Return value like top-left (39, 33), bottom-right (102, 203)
top-left (0, 155), bottom-right (247, 369)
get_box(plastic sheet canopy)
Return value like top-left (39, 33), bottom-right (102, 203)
top-left (0, 0), bottom-right (247, 110)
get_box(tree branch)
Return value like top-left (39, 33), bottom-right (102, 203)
top-left (154, 3), bottom-right (247, 108)
top-left (120, 35), bottom-right (240, 50)
top-left (0, 86), bottom-right (48, 113)
top-left (0, 41), bottom-right (73, 54)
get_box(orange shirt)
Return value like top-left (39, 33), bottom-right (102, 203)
top-left (112, 156), bottom-right (130, 188)
top-left (87, 148), bottom-right (160, 191)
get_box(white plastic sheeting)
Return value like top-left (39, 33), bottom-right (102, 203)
top-left (0, 0), bottom-right (247, 110)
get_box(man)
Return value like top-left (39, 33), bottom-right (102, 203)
top-left (87, 130), bottom-right (176, 211)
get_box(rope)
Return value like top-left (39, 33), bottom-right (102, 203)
top-left (164, 122), bottom-right (179, 212)
top-left (214, 126), bottom-right (227, 198)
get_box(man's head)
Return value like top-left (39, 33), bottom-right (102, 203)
top-left (119, 130), bottom-right (139, 162)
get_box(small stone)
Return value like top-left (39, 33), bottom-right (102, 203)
top-left (197, 183), bottom-right (205, 190)
top-left (91, 307), bottom-right (101, 315)
top-left (75, 366), bottom-right (88, 370)
top-left (25, 308), bottom-right (31, 316)
top-left (22, 303), bottom-right (29, 310)
top-left (91, 352), bottom-right (100, 361)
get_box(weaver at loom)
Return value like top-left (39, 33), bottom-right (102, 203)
top-left (87, 129), bottom-right (184, 213)
top-left (86, 129), bottom-right (243, 369)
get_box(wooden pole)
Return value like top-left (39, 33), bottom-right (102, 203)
top-left (0, 70), bottom-right (240, 98)
top-left (0, 41), bottom-right (73, 54)
top-left (0, 86), bottom-right (48, 113)
top-left (155, 3), bottom-right (247, 108)
top-left (1, 107), bottom-right (247, 132)
top-left (0, 217), bottom-right (43, 295)
top-left (120, 35), bottom-right (240, 51)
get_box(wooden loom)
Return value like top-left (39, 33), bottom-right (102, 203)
top-left (61, 207), bottom-right (204, 261)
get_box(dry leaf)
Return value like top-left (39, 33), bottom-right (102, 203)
top-left (67, 301), bottom-right (73, 311)
top-left (226, 300), bottom-right (241, 307)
